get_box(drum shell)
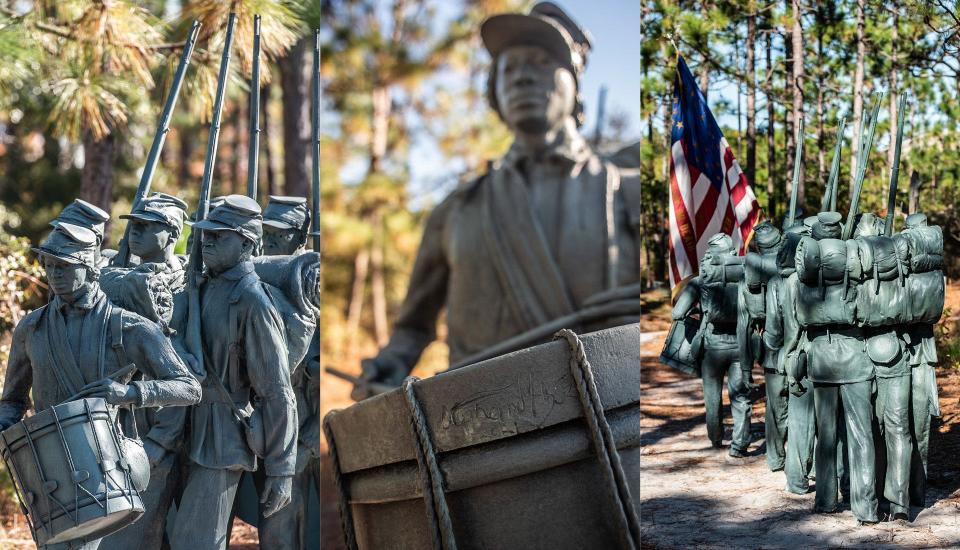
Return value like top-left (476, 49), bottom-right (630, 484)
top-left (325, 324), bottom-right (640, 550)
top-left (0, 398), bottom-right (144, 546)
top-left (660, 317), bottom-right (701, 377)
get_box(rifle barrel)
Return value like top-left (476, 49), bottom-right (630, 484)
top-left (311, 29), bottom-right (321, 253)
top-left (884, 92), bottom-right (908, 236)
top-left (823, 116), bottom-right (846, 212)
top-left (843, 92), bottom-right (883, 239)
top-left (115, 20), bottom-right (201, 267)
top-left (786, 118), bottom-right (804, 228)
top-left (246, 15), bottom-right (262, 200)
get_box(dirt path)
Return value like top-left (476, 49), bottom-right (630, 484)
top-left (640, 327), bottom-right (960, 549)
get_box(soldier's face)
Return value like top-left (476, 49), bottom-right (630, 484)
top-left (129, 220), bottom-right (175, 258)
top-left (43, 256), bottom-right (88, 297)
top-left (201, 230), bottom-right (250, 274)
top-left (495, 45), bottom-right (576, 134)
top-left (262, 226), bottom-right (302, 256)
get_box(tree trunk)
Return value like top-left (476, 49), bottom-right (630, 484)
top-left (280, 37), bottom-right (311, 197)
top-left (81, 129), bottom-right (116, 244)
top-left (850, 0), bottom-right (866, 193)
top-left (370, 215), bottom-right (388, 347)
top-left (746, 8), bottom-right (756, 187)
top-left (370, 85), bottom-right (390, 173)
top-left (346, 246), bottom-right (370, 358)
top-left (816, 6), bottom-right (826, 193)
top-left (791, 0), bottom-right (805, 209)
top-left (784, 24), bottom-right (794, 218)
top-left (888, 3), bottom-right (899, 171)
top-left (766, 30), bottom-right (776, 220)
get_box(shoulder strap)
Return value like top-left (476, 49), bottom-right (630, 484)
top-left (110, 305), bottom-right (129, 373)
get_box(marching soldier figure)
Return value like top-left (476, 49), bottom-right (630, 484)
top-left (674, 233), bottom-right (753, 456)
top-left (0, 221), bottom-right (202, 550)
top-left (251, 194), bottom-right (319, 550)
top-left (792, 212), bottom-right (879, 524)
top-left (169, 196), bottom-right (298, 550)
top-left (99, 193), bottom-right (191, 549)
top-left (737, 222), bottom-right (786, 471)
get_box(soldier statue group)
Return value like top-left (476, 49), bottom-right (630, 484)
top-left (0, 193), bottom-right (319, 550)
top-left (663, 94), bottom-right (944, 525)
top-left (0, 11), bottom-right (320, 550)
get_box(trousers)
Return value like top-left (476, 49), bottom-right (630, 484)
top-left (701, 345), bottom-right (751, 452)
top-left (813, 380), bottom-right (878, 522)
top-left (169, 464), bottom-right (244, 550)
top-left (764, 370), bottom-right (789, 470)
top-left (875, 374), bottom-right (912, 516)
top-left (784, 376), bottom-right (815, 493)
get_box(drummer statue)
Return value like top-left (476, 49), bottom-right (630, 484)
top-left (356, 1), bottom-right (640, 396)
top-left (0, 220), bottom-right (202, 550)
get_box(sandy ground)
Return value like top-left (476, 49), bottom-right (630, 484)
top-left (640, 288), bottom-right (960, 550)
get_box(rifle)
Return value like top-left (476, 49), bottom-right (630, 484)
top-left (114, 20), bottom-right (201, 267)
top-left (185, 12), bottom-right (237, 379)
top-left (821, 116), bottom-right (847, 213)
top-left (246, 14), bottom-right (262, 201)
top-left (884, 92), bottom-right (907, 236)
top-left (843, 91), bottom-right (883, 240)
top-left (785, 117), bottom-right (804, 228)
top-left (311, 28), bottom-right (321, 252)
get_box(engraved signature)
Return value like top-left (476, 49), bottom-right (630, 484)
top-left (439, 371), bottom-right (578, 439)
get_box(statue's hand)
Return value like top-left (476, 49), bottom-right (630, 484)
top-left (143, 439), bottom-right (167, 468)
top-left (789, 378), bottom-right (806, 397)
top-left (84, 380), bottom-right (139, 406)
top-left (261, 475), bottom-right (293, 518)
top-left (351, 356), bottom-right (406, 401)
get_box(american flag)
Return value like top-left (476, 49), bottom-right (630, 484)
top-left (669, 56), bottom-right (760, 289)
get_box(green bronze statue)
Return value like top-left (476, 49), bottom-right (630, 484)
top-left (673, 233), bottom-right (752, 457)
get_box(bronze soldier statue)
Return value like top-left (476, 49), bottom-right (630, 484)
top-left (792, 212), bottom-right (879, 524)
top-left (168, 196), bottom-right (298, 550)
top-left (248, 195), bottom-right (319, 550)
top-left (673, 233), bottom-right (753, 457)
top-left (0, 221), bottom-right (202, 549)
top-left (98, 193), bottom-right (191, 550)
top-left (357, 1), bottom-right (640, 394)
top-left (763, 226), bottom-right (816, 494)
top-left (737, 222), bottom-right (786, 470)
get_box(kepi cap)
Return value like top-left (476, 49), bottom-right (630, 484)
top-left (481, 2), bottom-right (592, 77)
top-left (263, 195), bottom-right (310, 232)
top-left (753, 222), bottom-right (782, 252)
top-left (32, 222), bottom-right (99, 267)
top-left (51, 199), bottom-right (109, 243)
top-left (193, 194), bottom-right (263, 243)
top-left (120, 192), bottom-right (188, 230)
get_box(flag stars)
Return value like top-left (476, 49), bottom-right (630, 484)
top-left (676, 121), bottom-right (683, 129)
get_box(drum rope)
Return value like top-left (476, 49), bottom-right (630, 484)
top-left (403, 377), bottom-right (458, 550)
top-left (554, 329), bottom-right (640, 550)
top-left (322, 412), bottom-right (359, 550)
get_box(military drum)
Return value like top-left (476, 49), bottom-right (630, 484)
top-left (0, 398), bottom-right (147, 546)
top-left (324, 324), bottom-right (640, 549)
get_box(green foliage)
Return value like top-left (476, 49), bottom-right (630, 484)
top-left (936, 307), bottom-right (960, 370)
top-left (641, 0), bottom-right (960, 284)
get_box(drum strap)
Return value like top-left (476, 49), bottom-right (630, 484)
top-left (403, 377), bottom-right (457, 550)
top-left (323, 412), bottom-right (358, 550)
top-left (554, 329), bottom-right (641, 550)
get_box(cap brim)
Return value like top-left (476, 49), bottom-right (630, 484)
top-left (481, 13), bottom-right (573, 70)
top-left (120, 212), bottom-right (169, 224)
top-left (31, 247), bottom-right (86, 265)
top-left (193, 219), bottom-right (236, 232)
top-left (263, 219), bottom-right (297, 230)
